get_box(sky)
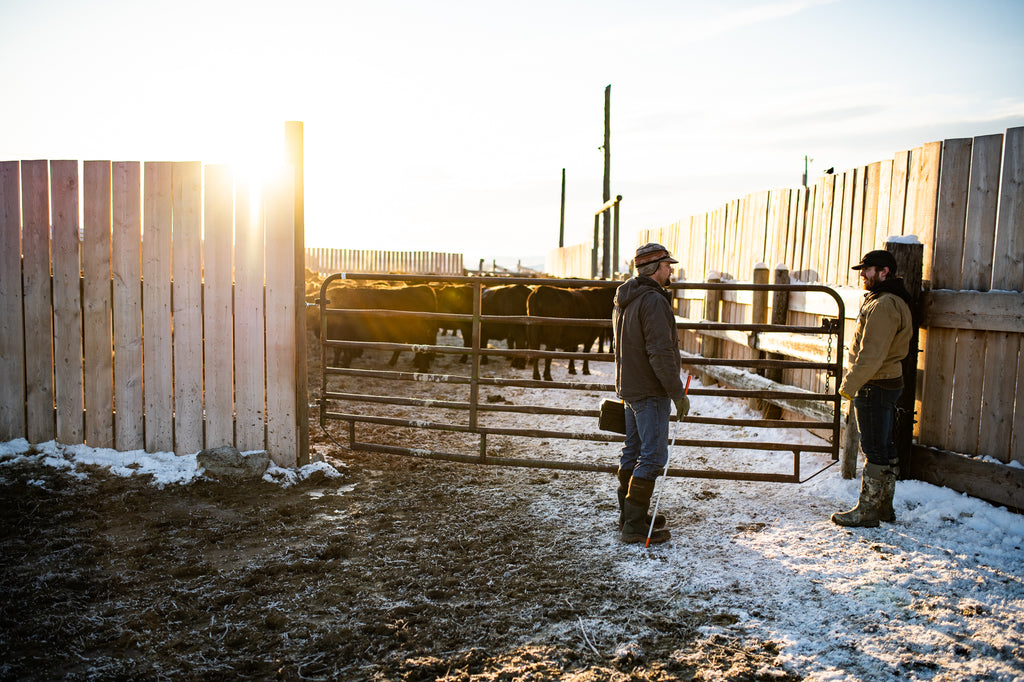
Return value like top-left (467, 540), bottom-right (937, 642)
top-left (3, 375), bottom-right (1023, 679)
top-left (2, 0), bottom-right (1023, 267)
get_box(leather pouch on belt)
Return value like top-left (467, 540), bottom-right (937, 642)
top-left (598, 399), bottom-right (626, 434)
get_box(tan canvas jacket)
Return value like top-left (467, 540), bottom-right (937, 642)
top-left (839, 291), bottom-right (912, 398)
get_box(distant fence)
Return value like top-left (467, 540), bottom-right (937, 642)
top-left (306, 248), bottom-right (463, 276)
top-left (0, 159), bottom-right (304, 466)
top-left (638, 126), bottom-right (1024, 508)
top-left (545, 243), bottom-right (592, 278)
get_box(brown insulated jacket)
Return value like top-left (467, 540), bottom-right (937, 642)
top-left (839, 289), bottom-right (912, 397)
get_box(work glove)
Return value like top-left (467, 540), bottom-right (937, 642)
top-left (673, 395), bottom-right (690, 420)
top-left (839, 389), bottom-right (853, 401)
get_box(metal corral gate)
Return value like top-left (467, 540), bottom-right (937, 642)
top-left (317, 274), bottom-right (845, 483)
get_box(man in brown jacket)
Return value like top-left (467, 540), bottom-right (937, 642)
top-left (832, 249), bottom-right (913, 528)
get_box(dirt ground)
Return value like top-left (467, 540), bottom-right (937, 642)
top-left (0, 438), bottom-right (801, 682)
top-left (0, 324), bottom-right (804, 681)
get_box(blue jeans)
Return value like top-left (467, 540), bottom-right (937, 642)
top-left (852, 384), bottom-right (903, 466)
top-left (620, 396), bottom-right (672, 480)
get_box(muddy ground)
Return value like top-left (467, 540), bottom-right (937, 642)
top-left (0, 322), bottom-right (804, 681)
top-left (0, 437), bottom-right (798, 681)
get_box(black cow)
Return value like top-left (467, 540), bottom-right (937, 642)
top-left (526, 285), bottom-right (615, 381)
top-left (480, 283), bottom-right (532, 368)
top-left (323, 284), bottom-right (438, 372)
top-left (435, 283), bottom-right (474, 362)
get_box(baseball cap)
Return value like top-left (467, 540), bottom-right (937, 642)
top-left (851, 249), bottom-right (898, 274)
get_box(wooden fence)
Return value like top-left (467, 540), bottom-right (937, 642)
top-left (638, 126), bottom-right (1024, 506)
top-left (0, 160), bottom-right (304, 466)
top-left (306, 248), bottom-right (463, 276)
top-left (545, 243), bottom-right (593, 279)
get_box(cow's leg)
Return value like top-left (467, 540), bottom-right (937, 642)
top-left (512, 333), bottom-right (527, 369)
top-left (414, 351), bottom-right (432, 373)
top-left (388, 350), bottom-right (400, 366)
top-left (532, 357), bottom-right (542, 381)
top-left (568, 357), bottom-right (577, 375)
top-left (543, 357), bottom-right (553, 382)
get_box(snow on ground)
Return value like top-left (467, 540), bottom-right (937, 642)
top-left (2, 356), bottom-right (1022, 681)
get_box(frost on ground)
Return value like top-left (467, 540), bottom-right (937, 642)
top-left (1, 346), bottom-right (1022, 681)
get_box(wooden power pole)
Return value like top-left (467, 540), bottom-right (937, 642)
top-left (602, 84), bottom-right (611, 279)
top-left (559, 168), bottom-right (566, 248)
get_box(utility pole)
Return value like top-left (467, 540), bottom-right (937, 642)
top-left (559, 168), bottom-right (566, 248)
top-left (602, 84), bottom-right (611, 279)
top-left (802, 155), bottom-right (813, 186)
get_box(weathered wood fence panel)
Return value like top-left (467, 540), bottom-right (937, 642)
top-left (1, 162), bottom-right (26, 440)
top-left (112, 162), bottom-right (144, 451)
top-left (0, 159), bottom-right (302, 467)
top-left (266, 170), bottom-right (298, 462)
top-left (51, 160), bottom-right (84, 446)
top-left (22, 161), bottom-right (54, 445)
top-left (637, 126), bottom-right (1024, 493)
top-left (143, 162), bottom-right (174, 453)
top-left (234, 178), bottom-right (267, 453)
top-left (306, 247), bottom-right (463, 276)
top-left (545, 243), bottom-right (592, 279)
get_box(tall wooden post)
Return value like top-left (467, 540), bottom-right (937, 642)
top-left (559, 168), bottom-right (566, 248)
top-left (888, 240), bottom-right (924, 478)
top-left (749, 263), bottom-right (769, 411)
top-left (612, 195), bottom-right (622, 279)
top-left (286, 121), bottom-right (309, 466)
top-left (763, 264), bottom-right (790, 420)
top-left (602, 84), bottom-right (611, 279)
top-left (701, 274), bottom-right (722, 386)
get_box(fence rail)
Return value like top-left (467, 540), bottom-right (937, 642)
top-left (0, 159), bottom-right (302, 466)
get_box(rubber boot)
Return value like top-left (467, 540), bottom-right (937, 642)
top-left (621, 477), bottom-right (671, 544)
top-left (617, 468), bottom-right (665, 531)
top-left (877, 460), bottom-right (898, 523)
top-left (831, 462), bottom-right (886, 528)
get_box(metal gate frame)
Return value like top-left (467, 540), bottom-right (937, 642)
top-left (317, 274), bottom-right (845, 483)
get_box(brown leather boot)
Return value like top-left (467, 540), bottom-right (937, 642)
top-left (621, 477), bottom-right (670, 544)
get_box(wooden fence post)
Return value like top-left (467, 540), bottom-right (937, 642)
top-left (889, 240), bottom-right (924, 478)
top-left (701, 273), bottom-right (722, 386)
top-left (286, 121), bottom-right (310, 466)
top-left (763, 264), bottom-right (790, 420)
top-left (749, 263), bottom-right (769, 410)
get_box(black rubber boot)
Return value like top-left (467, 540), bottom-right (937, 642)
top-left (620, 477), bottom-right (670, 544)
top-left (617, 468), bottom-right (665, 531)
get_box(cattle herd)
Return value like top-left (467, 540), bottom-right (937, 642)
top-left (305, 271), bottom-right (619, 381)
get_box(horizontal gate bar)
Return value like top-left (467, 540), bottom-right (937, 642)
top-left (348, 441), bottom-right (804, 483)
top-left (326, 412), bottom-right (834, 453)
top-left (323, 391), bottom-right (832, 429)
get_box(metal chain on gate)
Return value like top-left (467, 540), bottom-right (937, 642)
top-left (825, 329), bottom-right (834, 394)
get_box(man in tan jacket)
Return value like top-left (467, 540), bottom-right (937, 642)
top-left (832, 249), bottom-right (913, 528)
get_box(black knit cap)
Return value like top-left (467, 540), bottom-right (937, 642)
top-left (852, 249), bottom-right (897, 274)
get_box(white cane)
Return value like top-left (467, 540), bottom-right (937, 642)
top-left (646, 375), bottom-right (691, 548)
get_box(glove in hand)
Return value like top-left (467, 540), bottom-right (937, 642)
top-left (674, 396), bottom-right (690, 420)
